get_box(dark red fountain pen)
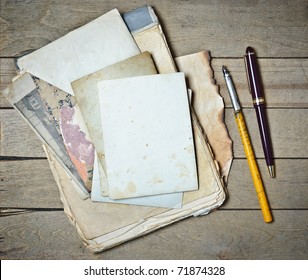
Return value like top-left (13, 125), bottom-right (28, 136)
top-left (244, 46), bottom-right (275, 178)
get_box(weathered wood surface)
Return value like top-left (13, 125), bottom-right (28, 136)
top-left (212, 59), bottom-right (308, 108)
top-left (2, 108), bottom-right (308, 159)
top-left (0, 210), bottom-right (307, 260)
top-left (0, 0), bottom-right (307, 57)
top-left (0, 109), bottom-right (46, 157)
top-left (1, 159), bottom-right (307, 209)
top-left (1, 58), bottom-right (308, 108)
top-left (0, 0), bottom-right (307, 260)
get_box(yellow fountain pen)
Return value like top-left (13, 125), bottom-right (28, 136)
top-left (222, 66), bottom-right (272, 223)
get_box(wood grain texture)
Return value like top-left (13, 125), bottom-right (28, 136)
top-left (1, 58), bottom-right (307, 108)
top-left (1, 159), bottom-right (307, 210)
top-left (0, 160), bottom-right (62, 208)
top-left (223, 159), bottom-right (308, 209)
top-left (212, 58), bottom-right (308, 108)
top-left (225, 108), bottom-right (308, 158)
top-left (0, 1), bottom-right (307, 57)
top-left (0, 210), bottom-right (307, 259)
top-left (0, 58), bottom-right (16, 107)
top-left (0, 109), bottom-right (45, 157)
top-left (0, 0), bottom-right (307, 260)
top-left (2, 108), bottom-right (307, 158)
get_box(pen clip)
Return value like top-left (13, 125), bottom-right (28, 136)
top-left (244, 55), bottom-right (252, 95)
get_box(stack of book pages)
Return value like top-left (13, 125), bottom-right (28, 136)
top-left (3, 5), bottom-right (232, 252)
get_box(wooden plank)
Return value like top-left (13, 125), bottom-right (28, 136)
top-left (0, 160), bottom-right (62, 208)
top-left (0, 1), bottom-right (307, 58)
top-left (223, 159), bottom-right (308, 209)
top-left (2, 108), bottom-right (307, 159)
top-left (225, 108), bottom-right (308, 158)
top-left (0, 109), bottom-right (45, 157)
top-left (0, 210), bottom-right (307, 259)
top-left (0, 58), bottom-right (16, 107)
top-left (0, 0), bottom-right (306, 263)
top-left (1, 58), bottom-right (307, 109)
top-left (1, 57), bottom-right (306, 108)
top-left (212, 58), bottom-right (308, 108)
top-left (1, 159), bottom-right (307, 209)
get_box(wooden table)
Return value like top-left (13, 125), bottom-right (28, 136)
top-left (1, 0), bottom-right (307, 260)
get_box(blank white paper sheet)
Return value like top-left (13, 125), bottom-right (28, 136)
top-left (17, 9), bottom-right (140, 95)
top-left (98, 72), bottom-right (198, 199)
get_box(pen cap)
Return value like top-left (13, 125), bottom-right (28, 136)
top-left (244, 47), bottom-right (264, 99)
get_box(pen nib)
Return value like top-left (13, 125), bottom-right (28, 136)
top-left (222, 65), bottom-right (229, 76)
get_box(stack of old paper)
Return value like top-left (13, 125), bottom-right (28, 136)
top-left (3, 5), bottom-right (232, 252)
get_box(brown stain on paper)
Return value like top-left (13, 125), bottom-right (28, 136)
top-left (127, 181), bottom-right (137, 193)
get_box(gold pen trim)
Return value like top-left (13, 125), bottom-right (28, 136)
top-left (253, 97), bottom-right (265, 105)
